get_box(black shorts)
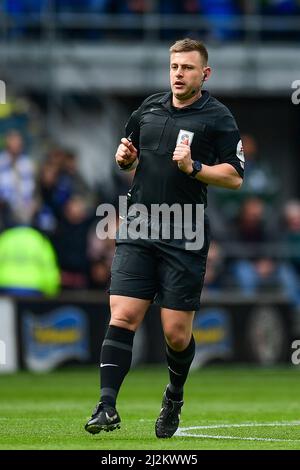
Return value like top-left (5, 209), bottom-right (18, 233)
top-left (109, 223), bottom-right (210, 311)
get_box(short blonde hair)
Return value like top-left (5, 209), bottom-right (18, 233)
top-left (170, 38), bottom-right (208, 65)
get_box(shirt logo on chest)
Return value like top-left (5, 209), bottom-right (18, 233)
top-left (176, 129), bottom-right (194, 146)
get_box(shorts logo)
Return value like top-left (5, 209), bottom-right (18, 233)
top-left (177, 129), bottom-right (194, 146)
top-left (168, 366), bottom-right (182, 376)
top-left (100, 363), bottom-right (119, 368)
top-left (236, 140), bottom-right (245, 168)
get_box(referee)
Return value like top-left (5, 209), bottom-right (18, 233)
top-left (85, 38), bottom-right (244, 438)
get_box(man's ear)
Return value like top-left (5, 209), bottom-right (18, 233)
top-left (203, 67), bottom-right (212, 81)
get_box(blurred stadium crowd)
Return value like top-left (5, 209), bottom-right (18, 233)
top-left (3, 0), bottom-right (300, 42)
top-left (0, 101), bottom-right (299, 316)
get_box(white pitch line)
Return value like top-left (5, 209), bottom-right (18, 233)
top-left (176, 433), bottom-right (299, 442)
top-left (176, 422), bottom-right (300, 442)
top-left (179, 422), bottom-right (300, 430)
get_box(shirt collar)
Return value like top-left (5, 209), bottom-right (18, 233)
top-left (159, 90), bottom-right (210, 111)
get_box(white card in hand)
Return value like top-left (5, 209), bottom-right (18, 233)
top-left (176, 129), bottom-right (194, 146)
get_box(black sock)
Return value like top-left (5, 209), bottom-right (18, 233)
top-left (165, 335), bottom-right (195, 402)
top-left (100, 325), bottom-right (135, 408)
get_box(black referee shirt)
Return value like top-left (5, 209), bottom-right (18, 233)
top-left (125, 90), bottom-right (244, 210)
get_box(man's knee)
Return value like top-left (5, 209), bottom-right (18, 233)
top-left (110, 308), bottom-right (139, 331)
top-left (109, 296), bottom-right (147, 331)
top-left (110, 316), bottom-right (138, 331)
top-left (164, 326), bottom-right (191, 351)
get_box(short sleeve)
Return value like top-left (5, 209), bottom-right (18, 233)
top-left (124, 94), bottom-right (158, 150)
top-left (214, 113), bottom-right (244, 178)
top-left (125, 108), bottom-right (142, 150)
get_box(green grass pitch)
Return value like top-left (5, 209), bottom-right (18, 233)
top-left (0, 366), bottom-right (300, 450)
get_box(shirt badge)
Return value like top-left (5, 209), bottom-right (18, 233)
top-left (177, 129), bottom-right (194, 146)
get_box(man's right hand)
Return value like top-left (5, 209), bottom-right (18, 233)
top-left (115, 138), bottom-right (138, 168)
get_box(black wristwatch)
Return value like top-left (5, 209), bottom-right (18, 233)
top-left (119, 160), bottom-right (134, 170)
top-left (189, 160), bottom-right (202, 178)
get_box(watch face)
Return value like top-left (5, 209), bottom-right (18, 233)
top-left (193, 160), bottom-right (202, 171)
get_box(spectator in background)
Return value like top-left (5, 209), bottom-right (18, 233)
top-left (36, 147), bottom-right (91, 222)
top-left (258, 0), bottom-right (300, 40)
top-left (281, 200), bottom-right (300, 317)
top-left (88, 0), bottom-right (111, 10)
top-left (211, 133), bottom-right (279, 219)
top-left (37, 158), bottom-right (60, 212)
top-left (158, 0), bottom-right (243, 41)
top-left (60, 149), bottom-right (91, 202)
top-left (229, 198), bottom-right (278, 293)
top-left (197, 0), bottom-right (243, 42)
top-left (87, 218), bottom-right (117, 264)
top-left (239, 134), bottom-right (280, 214)
top-left (259, 0), bottom-right (300, 15)
top-left (0, 95), bottom-right (30, 145)
top-left (158, 0), bottom-right (201, 39)
top-left (111, 0), bottom-right (150, 39)
top-left (283, 200), bottom-right (300, 274)
top-left (84, 0), bottom-right (113, 38)
top-left (203, 240), bottom-right (227, 292)
top-left (34, 160), bottom-right (60, 237)
top-left (34, 148), bottom-right (64, 237)
top-left (55, 0), bottom-right (106, 39)
top-left (241, 134), bottom-right (279, 202)
top-left (0, 226), bottom-right (60, 296)
top-left (114, 0), bottom-right (149, 14)
top-left (229, 197), bottom-right (298, 300)
top-left (89, 257), bottom-right (112, 290)
top-left (87, 214), bottom-right (119, 289)
top-left (53, 194), bottom-right (94, 290)
top-left (0, 130), bottom-right (36, 227)
top-left (5, 0), bottom-right (48, 39)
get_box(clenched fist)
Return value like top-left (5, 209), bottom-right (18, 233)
top-left (115, 138), bottom-right (138, 168)
top-left (172, 142), bottom-right (193, 174)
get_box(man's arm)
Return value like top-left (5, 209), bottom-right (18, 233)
top-left (211, 111), bottom-right (244, 185)
top-left (173, 109), bottom-right (244, 190)
top-left (173, 145), bottom-right (242, 189)
top-left (115, 104), bottom-right (142, 171)
top-left (115, 137), bottom-right (138, 171)
top-left (193, 162), bottom-right (242, 189)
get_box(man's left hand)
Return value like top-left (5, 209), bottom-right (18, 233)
top-left (172, 143), bottom-right (193, 174)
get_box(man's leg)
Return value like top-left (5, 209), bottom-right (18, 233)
top-left (100, 295), bottom-right (151, 407)
top-left (161, 308), bottom-right (195, 399)
top-left (85, 240), bottom-right (157, 434)
top-left (155, 308), bottom-right (195, 438)
top-left (85, 295), bottom-right (151, 434)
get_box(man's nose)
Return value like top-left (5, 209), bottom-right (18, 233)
top-left (176, 68), bottom-right (183, 77)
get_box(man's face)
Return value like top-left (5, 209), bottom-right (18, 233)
top-left (170, 51), bottom-right (206, 101)
top-left (6, 132), bottom-right (23, 157)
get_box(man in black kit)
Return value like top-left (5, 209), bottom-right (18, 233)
top-left (85, 38), bottom-right (245, 438)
